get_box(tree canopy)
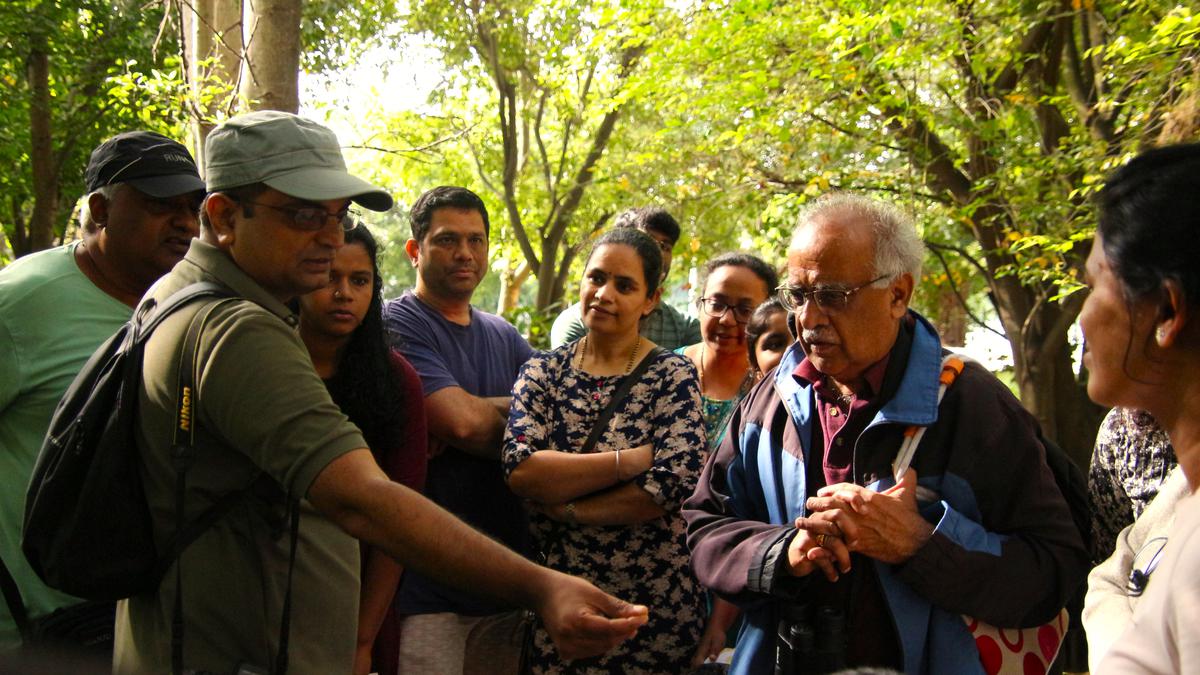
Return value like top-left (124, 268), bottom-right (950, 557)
top-left (1, 0), bottom-right (1196, 455)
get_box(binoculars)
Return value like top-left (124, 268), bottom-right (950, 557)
top-left (774, 603), bottom-right (847, 675)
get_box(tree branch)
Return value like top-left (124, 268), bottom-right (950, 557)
top-left (926, 242), bottom-right (1007, 339)
top-left (347, 123), bottom-right (480, 157)
top-left (803, 110), bottom-right (906, 151)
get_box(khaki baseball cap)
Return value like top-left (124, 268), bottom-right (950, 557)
top-left (204, 111), bottom-right (393, 211)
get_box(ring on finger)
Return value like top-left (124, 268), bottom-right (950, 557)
top-left (816, 533), bottom-right (827, 547)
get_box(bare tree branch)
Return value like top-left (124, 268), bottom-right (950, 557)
top-left (926, 242), bottom-right (1007, 339)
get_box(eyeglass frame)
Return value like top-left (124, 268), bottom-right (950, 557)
top-left (696, 297), bottom-right (757, 324)
top-left (775, 274), bottom-right (892, 313)
top-left (236, 198), bottom-right (360, 232)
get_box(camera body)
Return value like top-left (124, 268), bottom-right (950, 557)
top-left (773, 603), bottom-right (846, 675)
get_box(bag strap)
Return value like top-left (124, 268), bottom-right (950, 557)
top-left (0, 554), bottom-right (32, 643)
top-left (578, 346), bottom-right (665, 456)
top-left (890, 354), bottom-right (966, 481)
top-left (170, 296), bottom-right (222, 675)
top-left (137, 281), bottom-right (234, 341)
top-left (162, 295), bottom-right (296, 675)
top-left (274, 503), bottom-right (300, 675)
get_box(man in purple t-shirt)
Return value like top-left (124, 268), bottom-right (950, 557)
top-left (383, 186), bottom-right (534, 672)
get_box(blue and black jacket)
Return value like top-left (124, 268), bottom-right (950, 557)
top-left (683, 311), bottom-right (1088, 674)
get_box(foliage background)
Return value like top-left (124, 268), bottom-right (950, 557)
top-left (2, 0), bottom-right (1197, 456)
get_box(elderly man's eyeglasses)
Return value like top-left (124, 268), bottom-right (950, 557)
top-left (239, 200), bottom-right (359, 232)
top-left (775, 275), bottom-right (889, 313)
top-left (697, 298), bottom-right (756, 323)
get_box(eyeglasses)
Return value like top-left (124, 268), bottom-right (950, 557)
top-left (239, 200), bottom-right (359, 232)
top-left (697, 298), bottom-right (756, 323)
top-left (775, 275), bottom-right (890, 313)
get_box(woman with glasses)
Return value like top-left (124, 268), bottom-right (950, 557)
top-left (675, 252), bottom-right (777, 668)
top-left (298, 224), bottom-right (427, 675)
top-left (677, 253), bottom-right (779, 452)
top-left (1078, 143), bottom-right (1200, 673)
top-left (503, 227), bottom-right (706, 674)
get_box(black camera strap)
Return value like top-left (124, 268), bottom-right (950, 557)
top-left (165, 299), bottom-right (297, 675)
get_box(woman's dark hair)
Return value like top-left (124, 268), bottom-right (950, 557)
top-left (322, 224), bottom-right (405, 463)
top-left (1098, 142), bottom-right (1200, 308)
top-left (699, 252), bottom-right (780, 298)
top-left (585, 227), bottom-right (664, 296)
top-left (613, 207), bottom-right (681, 245)
top-left (1097, 143), bottom-right (1200, 377)
top-left (745, 298), bottom-right (788, 372)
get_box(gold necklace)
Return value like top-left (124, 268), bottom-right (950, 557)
top-left (579, 335), bottom-right (642, 402)
top-left (577, 335), bottom-right (642, 374)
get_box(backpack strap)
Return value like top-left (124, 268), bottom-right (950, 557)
top-left (0, 554), bottom-right (32, 643)
top-left (890, 354), bottom-right (966, 481)
top-left (137, 281), bottom-right (235, 340)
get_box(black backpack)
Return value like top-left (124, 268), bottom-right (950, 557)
top-left (22, 281), bottom-right (237, 599)
top-left (21, 280), bottom-right (299, 675)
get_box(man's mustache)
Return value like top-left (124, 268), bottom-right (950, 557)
top-left (801, 330), bottom-right (837, 344)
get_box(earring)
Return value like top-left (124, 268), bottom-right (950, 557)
top-left (1157, 326), bottom-right (1168, 344)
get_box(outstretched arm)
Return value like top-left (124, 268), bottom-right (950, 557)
top-left (309, 449), bottom-right (649, 659)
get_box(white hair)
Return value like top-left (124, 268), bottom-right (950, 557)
top-left (78, 184), bottom-right (122, 233)
top-left (790, 192), bottom-right (924, 282)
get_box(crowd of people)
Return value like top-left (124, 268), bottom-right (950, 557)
top-left (0, 109), bottom-right (1197, 675)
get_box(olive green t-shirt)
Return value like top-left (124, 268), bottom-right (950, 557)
top-left (113, 240), bottom-right (367, 675)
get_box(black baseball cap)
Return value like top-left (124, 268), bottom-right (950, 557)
top-left (84, 131), bottom-right (205, 198)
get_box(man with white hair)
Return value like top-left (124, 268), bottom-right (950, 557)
top-left (683, 193), bottom-right (1088, 674)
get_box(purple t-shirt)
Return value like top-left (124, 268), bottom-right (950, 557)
top-left (383, 291), bottom-right (535, 616)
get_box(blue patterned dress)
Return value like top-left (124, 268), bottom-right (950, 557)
top-left (503, 344), bottom-right (707, 674)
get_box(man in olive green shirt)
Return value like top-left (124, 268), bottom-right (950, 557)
top-left (115, 111), bottom-right (648, 674)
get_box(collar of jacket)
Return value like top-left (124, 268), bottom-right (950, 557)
top-left (773, 310), bottom-right (945, 432)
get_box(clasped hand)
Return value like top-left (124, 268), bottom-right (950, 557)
top-left (788, 468), bottom-right (934, 576)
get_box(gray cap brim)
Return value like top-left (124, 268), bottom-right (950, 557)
top-left (126, 174), bottom-right (207, 198)
top-left (263, 167), bottom-right (393, 212)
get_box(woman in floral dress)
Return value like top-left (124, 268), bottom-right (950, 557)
top-left (503, 227), bottom-right (706, 674)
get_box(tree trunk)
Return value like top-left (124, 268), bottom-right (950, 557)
top-left (239, 0), bottom-right (301, 113)
top-left (26, 33), bottom-right (57, 255)
top-left (183, 0), bottom-right (243, 170)
top-left (1012, 330), bottom-right (1104, 467)
top-left (496, 261), bottom-right (531, 314)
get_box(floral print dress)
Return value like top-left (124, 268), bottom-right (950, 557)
top-left (502, 344), bottom-right (707, 674)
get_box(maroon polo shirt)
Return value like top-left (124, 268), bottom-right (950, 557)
top-left (794, 352), bottom-right (891, 489)
top-left (785, 319), bottom-right (916, 670)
